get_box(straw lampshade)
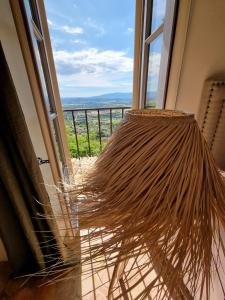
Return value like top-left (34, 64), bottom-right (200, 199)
top-left (73, 109), bottom-right (225, 299)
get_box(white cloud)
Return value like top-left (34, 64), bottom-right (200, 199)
top-left (52, 48), bottom-right (133, 96)
top-left (70, 39), bottom-right (87, 45)
top-left (61, 25), bottom-right (83, 34)
top-left (47, 19), bottom-right (53, 26)
top-left (85, 17), bottom-right (105, 36)
top-left (51, 37), bottom-right (65, 48)
top-left (127, 27), bottom-right (134, 33)
top-left (53, 48), bottom-right (133, 75)
top-left (148, 53), bottom-right (161, 76)
top-left (147, 53), bottom-right (161, 91)
top-left (48, 20), bottom-right (84, 35)
top-left (52, 48), bottom-right (162, 96)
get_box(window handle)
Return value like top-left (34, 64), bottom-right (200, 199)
top-left (37, 157), bottom-right (50, 165)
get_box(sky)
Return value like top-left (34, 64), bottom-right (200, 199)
top-left (44, 0), bottom-right (135, 98)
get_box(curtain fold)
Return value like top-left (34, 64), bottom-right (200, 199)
top-left (0, 43), bottom-right (60, 274)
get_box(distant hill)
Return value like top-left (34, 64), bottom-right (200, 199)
top-left (61, 91), bottom-right (157, 109)
top-left (62, 92), bottom-right (132, 103)
top-left (87, 92), bottom-right (133, 100)
top-left (61, 92), bottom-right (132, 109)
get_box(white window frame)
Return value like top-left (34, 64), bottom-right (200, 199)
top-left (133, 0), bottom-right (177, 109)
top-left (21, 0), bottom-right (71, 178)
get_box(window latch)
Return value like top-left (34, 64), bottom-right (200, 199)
top-left (37, 157), bottom-right (50, 165)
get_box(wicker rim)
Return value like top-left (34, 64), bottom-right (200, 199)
top-left (125, 109), bottom-right (195, 123)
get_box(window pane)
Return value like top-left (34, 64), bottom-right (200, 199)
top-left (32, 36), bottom-right (52, 112)
top-left (151, 0), bottom-right (167, 33)
top-left (146, 32), bottom-right (163, 107)
top-left (51, 118), bottom-right (65, 168)
top-left (28, 0), bottom-right (42, 32)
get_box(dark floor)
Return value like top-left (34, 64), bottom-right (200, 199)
top-left (0, 262), bottom-right (81, 300)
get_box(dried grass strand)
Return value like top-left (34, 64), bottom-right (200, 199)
top-left (69, 109), bottom-right (225, 299)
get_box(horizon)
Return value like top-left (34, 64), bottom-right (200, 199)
top-left (61, 91), bottom-right (132, 99)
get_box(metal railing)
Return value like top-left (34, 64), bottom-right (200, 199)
top-left (63, 107), bottom-right (130, 158)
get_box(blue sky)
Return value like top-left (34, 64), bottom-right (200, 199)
top-left (44, 0), bottom-right (135, 97)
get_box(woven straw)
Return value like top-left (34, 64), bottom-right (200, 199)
top-left (70, 109), bottom-right (225, 299)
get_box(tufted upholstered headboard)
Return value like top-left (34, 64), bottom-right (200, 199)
top-left (198, 80), bottom-right (225, 170)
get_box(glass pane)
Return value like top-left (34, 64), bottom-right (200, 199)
top-left (32, 37), bottom-right (52, 112)
top-left (151, 0), bottom-right (167, 33)
top-left (50, 118), bottom-right (65, 168)
top-left (146, 33), bottom-right (163, 107)
top-left (28, 0), bottom-right (42, 32)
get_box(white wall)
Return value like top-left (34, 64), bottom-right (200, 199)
top-left (0, 0), bottom-right (54, 183)
top-left (166, 0), bottom-right (225, 117)
top-left (166, 1), bottom-right (225, 298)
top-left (0, 0), bottom-right (58, 261)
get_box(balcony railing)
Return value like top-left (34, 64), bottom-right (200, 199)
top-left (63, 107), bottom-right (130, 158)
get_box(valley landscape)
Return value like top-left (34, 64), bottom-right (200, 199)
top-left (62, 92), bottom-right (155, 158)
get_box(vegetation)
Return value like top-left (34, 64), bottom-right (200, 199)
top-left (63, 98), bottom-right (156, 158)
top-left (64, 109), bottom-right (125, 158)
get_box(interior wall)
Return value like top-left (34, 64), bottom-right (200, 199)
top-left (0, 0), bottom-right (60, 261)
top-left (166, 1), bottom-right (225, 298)
top-left (166, 0), bottom-right (225, 117)
top-left (0, 1), bottom-right (47, 164)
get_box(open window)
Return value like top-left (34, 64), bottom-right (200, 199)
top-left (12, 0), bottom-right (72, 180)
top-left (133, 0), bottom-right (177, 109)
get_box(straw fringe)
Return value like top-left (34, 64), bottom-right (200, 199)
top-left (69, 109), bottom-right (225, 299)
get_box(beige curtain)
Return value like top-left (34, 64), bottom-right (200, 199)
top-left (0, 43), bottom-right (60, 274)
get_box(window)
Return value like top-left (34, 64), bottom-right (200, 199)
top-left (134, 0), bottom-right (177, 108)
top-left (22, 0), bottom-right (68, 177)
